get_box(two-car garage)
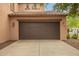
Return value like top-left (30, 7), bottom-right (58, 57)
top-left (9, 12), bottom-right (67, 40)
top-left (19, 22), bottom-right (60, 39)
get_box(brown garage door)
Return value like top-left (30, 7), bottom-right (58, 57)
top-left (19, 22), bottom-right (60, 39)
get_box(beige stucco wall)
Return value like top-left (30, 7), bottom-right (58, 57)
top-left (18, 3), bottom-right (44, 12)
top-left (0, 4), bottom-right (10, 43)
top-left (10, 18), bottom-right (19, 40)
top-left (60, 16), bottom-right (67, 40)
top-left (14, 3), bottom-right (19, 12)
top-left (9, 15), bottom-right (67, 40)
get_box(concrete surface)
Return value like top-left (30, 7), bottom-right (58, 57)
top-left (0, 40), bottom-right (79, 56)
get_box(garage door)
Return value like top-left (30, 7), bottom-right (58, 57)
top-left (19, 22), bottom-right (60, 39)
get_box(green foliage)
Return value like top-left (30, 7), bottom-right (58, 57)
top-left (67, 16), bottom-right (79, 28)
top-left (66, 16), bottom-right (79, 39)
top-left (54, 3), bottom-right (79, 28)
top-left (54, 3), bottom-right (79, 16)
top-left (71, 34), bottom-right (78, 39)
top-left (67, 34), bottom-right (70, 39)
top-left (54, 3), bottom-right (79, 39)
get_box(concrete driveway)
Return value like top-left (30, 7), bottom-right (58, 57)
top-left (0, 40), bottom-right (79, 56)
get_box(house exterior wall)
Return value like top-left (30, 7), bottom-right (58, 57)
top-left (10, 3), bottom-right (44, 12)
top-left (0, 4), bottom-right (10, 43)
top-left (60, 16), bottom-right (67, 40)
top-left (18, 3), bottom-right (44, 12)
top-left (0, 3), bottom-right (67, 44)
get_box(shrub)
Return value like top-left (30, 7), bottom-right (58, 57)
top-left (67, 34), bottom-right (70, 39)
top-left (71, 34), bottom-right (78, 39)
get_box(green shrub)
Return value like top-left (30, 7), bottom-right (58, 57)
top-left (71, 34), bottom-right (78, 39)
top-left (67, 34), bottom-right (70, 39)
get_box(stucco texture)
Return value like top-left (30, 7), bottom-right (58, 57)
top-left (0, 4), bottom-right (10, 43)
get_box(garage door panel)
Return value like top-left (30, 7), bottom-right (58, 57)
top-left (19, 22), bottom-right (60, 39)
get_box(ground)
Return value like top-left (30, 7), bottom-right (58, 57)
top-left (64, 39), bottom-right (79, 50)
top-left (0, 40), bottom-right (79, 56)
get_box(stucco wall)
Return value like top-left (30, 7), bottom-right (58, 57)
top-left (0, 4), bottom-right (10, 43)
top-left (10, 18), bottom-right (19, 40)
top-left (18, 3), bottom-right (44, 12)
top-left (60, 16), bottom-right (67, 40)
